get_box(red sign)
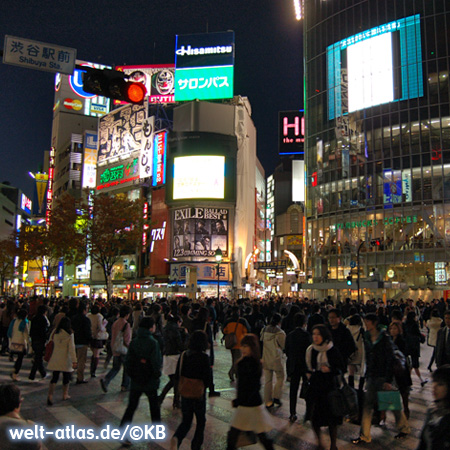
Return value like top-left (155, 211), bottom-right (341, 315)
top-left (153, 131), bottom-right (167, 186)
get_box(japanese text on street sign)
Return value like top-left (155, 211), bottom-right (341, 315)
top-left (3, 36), bottom-right (76, 75)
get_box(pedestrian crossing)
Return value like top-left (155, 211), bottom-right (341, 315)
top-left (0, 341), bottom-right (434, 450)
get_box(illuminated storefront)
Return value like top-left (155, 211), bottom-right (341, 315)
top-left (304, 1), bottom-right (450, 299)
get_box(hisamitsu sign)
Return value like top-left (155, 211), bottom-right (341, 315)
top-left (3, 36), bottom-right (76, 75)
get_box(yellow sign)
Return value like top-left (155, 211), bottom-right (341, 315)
top-left (35, 173), bottom-right (48, 214)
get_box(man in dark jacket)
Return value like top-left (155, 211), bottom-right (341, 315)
top-left (71, 302), bottom-right (92, 384)
top-left (435, 310), bottom-right (450, 368)
top-left (285, 313), bottom-right (311, 422)
top-left (120, 316), bottom-right (162, 429)
top-left (352, 314), bottom-right (410, 444)
top-left (28, 305), bottom-right (50, 381)
top-left (327, 308), bottom-right (357, 372)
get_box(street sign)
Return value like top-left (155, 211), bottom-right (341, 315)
top-left (255, 261), bottom-right (287, 270)
top-left (3, 35), bottom-right (76, 75)
top-left (350, 261), bottom-right (356, 268)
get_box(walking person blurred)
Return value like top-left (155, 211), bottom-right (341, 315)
top-left (435, 310), bottom-right (450, 368)
top-left (28, 305), bottom-right (50, 381)
top-left (227, 334), bottom-right (274, 450)
top-left (119, 317), bottom-right (162, 436)
top-left (0, 300), bottom-right (15, 355)
top-left (158, 314), bottom-right (189, 408)
top-left (345, 312), bottom-right (365, 390)
top-left (101, 305), bottom-right (131, 393)
top-left (46, 317), bottom-right (77, 405)
top-left (352, 313), bottom-right (410, 444)
top-left (285, 313), bottom-right (311, 422)
top-left (8, 309), bottom-right (31, 381)
top-left (404, 311), bottom-right (427, 386)
top-left (305, 324), bottom-right (346, 450)
top-left (170, 330), bottom-right (211, 450)
top-left (417, 364), bottom-right (450, 449)
top-left (426, 309), bottom-right (443, 371)
top-left (87, 304), bottom-right (107, 378)
top-left (222, 307), bottom-right (250, 382)
top-left (261, 313), bottom-right (286, 408)
top-left (71, 302), bottom-right (92, 384)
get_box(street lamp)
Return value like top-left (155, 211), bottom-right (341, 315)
top-left (129, 260), bottom-right (137, 300)
top-left (356, 241), bottom-right (365, 303)
top-left (215, 248), bottom-right (223, 300)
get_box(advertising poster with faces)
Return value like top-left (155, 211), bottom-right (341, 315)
top-left (173, 207), bottom-right (228, 258)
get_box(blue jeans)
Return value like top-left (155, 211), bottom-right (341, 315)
top-left (104, 355), bottom-right (130, 388)
top-left (174, 396), bottom-right (206, 450)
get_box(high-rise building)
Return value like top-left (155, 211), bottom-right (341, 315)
top-left (304, 1), bottom-right (450, 300)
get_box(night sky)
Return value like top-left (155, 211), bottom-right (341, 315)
top-left (0, 0), bottom-right (303, 197)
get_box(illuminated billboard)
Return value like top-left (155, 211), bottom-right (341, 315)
top-left (165, 132), bottom-right (237, 204)
top-left (173, 155), bottom-right (225, 200)
top-left (20, 194), bottom-right (32, 214)
top-left (327, 15), bottom-right (423, 120)
top-left (97, 103), bottom-right (147, 164)
top-left (115, 65), bottom-right (175, 104)
top-left (175, 31), bottom-right (235, 101)
top-left (54, 60), bottom-right (111, 118)
top-left (82, 131), bottom-right (98, 188)
top-left (279, 111), bottom-right (305, 155)
top-left (173, 207), bottom-right (228, 258)
top-left (153, 131), bottom-right (167, 186)
top-left (96, 155), bottom-right (139, 192)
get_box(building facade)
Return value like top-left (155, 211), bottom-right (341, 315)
top-left (304, 0), bottom-right (450, 300)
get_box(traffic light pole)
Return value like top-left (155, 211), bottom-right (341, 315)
top-left (357, 241), bottom-right (365, 304)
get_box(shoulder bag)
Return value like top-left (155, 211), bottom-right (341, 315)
top-left (112, 323), bottom-right (128, 355)
top-left (328, 374), bottom-right (359, 417)
top-left (178, 351), bottom-right (205, 399)
top-left (44, 331), bottom-right (55, 362)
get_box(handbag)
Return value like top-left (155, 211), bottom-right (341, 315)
top-left (10, 342), bottom-right (25, 353)
top-left (236, 431), bottom-right (257, 448)
top-left (328, 374), bottom-right (359, 417)
top-left (224, 321), bottom-right (239, 349)
top-left (377, 390), bottom-right (402, 411)
top-left (112, 323), bottom-right (128, 355)
top-left (44, 334), bottom-right (55, 362)
top-left (299, 378), bottom-right (310, 399)
top-left (97, 330), bottom-right (109, 340)
top-left (178, 352), bottom-right (205, 399)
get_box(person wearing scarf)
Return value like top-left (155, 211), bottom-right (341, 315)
top-left (305, 324), bottom-right (346, 450)
top-left (7, 309), bottom-right (31, 382)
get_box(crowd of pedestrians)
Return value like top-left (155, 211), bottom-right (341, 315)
top-left (0, 294), bottom-right (449, 449)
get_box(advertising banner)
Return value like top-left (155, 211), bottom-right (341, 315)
top-left (53, 60), bottom-right (110, 118)
top-left (175, 31), bottom-right (234, 101)
top-left (173, 207), bottom-right (228, 258)
top-left (96, 155), bottom-right (139, 192)
top-left (170, 263), bottom-right (229, 282)
top-left (82, 131), bottom-right (98, 188)
top-left (35, 173), bottom-right (48, 215)
top-left (115, 65), bottom-right (175, 104)
top-left (153, 131), bottom-right (167, 186)
top-left (139, 116), bottom-right (154, 180)
top-left (97, 103), bottom-right (147, 164)
top-left (279, 111), bottom-right (305, 155)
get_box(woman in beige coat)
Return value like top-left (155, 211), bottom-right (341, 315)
top-left (47, 317), bottom-right (77, 405)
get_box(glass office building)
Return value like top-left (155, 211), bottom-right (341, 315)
top-left (304, 1), bottom-right (450, 298)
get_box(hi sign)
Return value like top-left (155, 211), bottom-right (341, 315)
top-left (3, 36), bottom-right (76, 75)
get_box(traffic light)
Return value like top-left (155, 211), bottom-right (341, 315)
top-left (81, 68), bottom-right (147, 104)
top-left (346, 275), bottom-right (353, 286)
top-left (370, 238), bottom-right (381, 247)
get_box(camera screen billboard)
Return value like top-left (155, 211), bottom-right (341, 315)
top-left (327, 14), bottom-right (423, 120)
top-left (173, 155), bottom-right (225, 200)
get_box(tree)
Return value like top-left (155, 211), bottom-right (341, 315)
top-left (17, 194), bottom-right (86, 296)
top-left (84, 193), bottom-right (145, 301)
top-left (0, 235), bottom-right (17, 295)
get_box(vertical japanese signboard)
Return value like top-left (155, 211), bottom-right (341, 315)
top-left (153, 131), bottom-right (167, 186)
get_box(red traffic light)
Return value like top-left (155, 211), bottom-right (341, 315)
top-left (126, 82), bottom-right (146, 104)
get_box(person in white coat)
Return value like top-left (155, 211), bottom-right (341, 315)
top-left (7, 309), bottom-right (31, 382)
top-left (260, 313), bottom-right (286, 408)
top-left (426, 308), bottom-right (443, 371)
top-left (46, 317), bottom-right (77, 406)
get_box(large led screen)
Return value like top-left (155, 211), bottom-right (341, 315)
top-left (173, 155), bottom-right (225, 200)
top-left (327, 15), bottom-right (423, 120)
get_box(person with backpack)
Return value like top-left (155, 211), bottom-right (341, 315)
top-left (100, 305), bottom-right (131, 393)
top-left (222, 307), bottom-right (250, 382)
top-left (119, 316), bottom-right (162, 437)
top-left (8, 309), bottom-right (31, 382)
